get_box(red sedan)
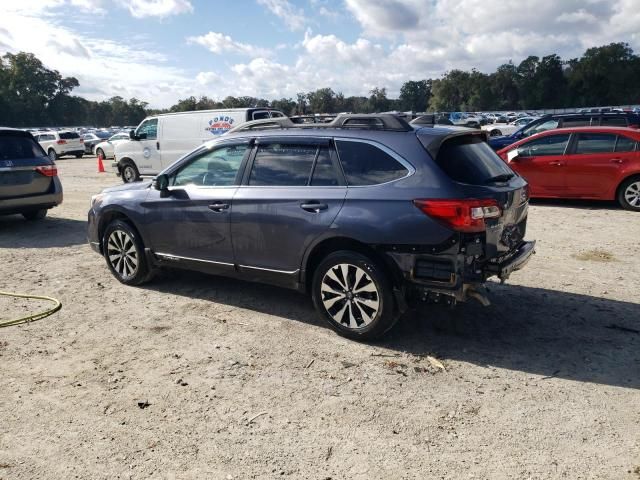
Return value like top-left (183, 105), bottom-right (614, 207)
top-left (497, 126), bottom-right (640, 211)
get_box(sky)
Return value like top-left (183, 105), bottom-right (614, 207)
top-left (1, 0), bottom-right (639, 108)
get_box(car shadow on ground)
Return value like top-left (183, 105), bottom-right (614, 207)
top-left (144, 270), bottom-right (638, 389)
top-left (0, 215), bottom-right (86, 248)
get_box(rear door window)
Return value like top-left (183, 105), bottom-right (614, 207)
top-left (249, 144), bottom-right (316, 186)
top-left (560, 116), bottom-right (592, 128)
top-left (615, 135), bottom-right (636, 152)
top-left (335, 140), bottom-right (408, 186)
top-left (575, 133), bottom-right (616, 154)
top-left (520, 134), bottom-right (571, 157)
top-left (310, 148), bottom-right (339, 186)
top-left (433, 135), bottom-right (514, 185)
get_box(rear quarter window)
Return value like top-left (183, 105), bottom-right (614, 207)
top-left (335, 140), bottom-right (408, 186)
top-left (433, 135), bottom-right (514, 185)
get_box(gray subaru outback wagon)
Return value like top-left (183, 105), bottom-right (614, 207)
top-left (88, 114), bottom-right (535, 340)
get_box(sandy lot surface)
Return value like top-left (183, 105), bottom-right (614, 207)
top-left (1, 156), bottom-right (639, 479)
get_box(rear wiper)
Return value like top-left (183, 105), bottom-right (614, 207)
top-left (485, 173), bottom-right (514, 184)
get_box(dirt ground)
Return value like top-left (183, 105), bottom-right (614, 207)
top-left (1, 156), bottom-right (639, 480)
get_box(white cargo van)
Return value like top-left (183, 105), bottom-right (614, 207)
top-left (113, 108), bottom-right (285, 182)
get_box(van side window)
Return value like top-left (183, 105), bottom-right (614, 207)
top-left (136, 118), bottom-right (158, 140)
top-left (252, 111), bottom-right (270, 120)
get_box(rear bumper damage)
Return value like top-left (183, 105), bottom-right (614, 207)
top-left (385, 239), bottom-right (536, 307)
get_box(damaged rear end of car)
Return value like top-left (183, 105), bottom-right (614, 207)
top-left (398, 128), bottom-right (535, 307)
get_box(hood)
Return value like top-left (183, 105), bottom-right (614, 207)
top-left (103, 180), bottom-right (152, 194)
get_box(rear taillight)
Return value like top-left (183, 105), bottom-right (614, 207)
top-left (79, 138), bottom-right (84, 143)
top-left (414, 199), bottom-right (502, 233)
top-left (56, 139), bottom-right (66, 145)
top-left (35, 165), bottom-right (58, 177)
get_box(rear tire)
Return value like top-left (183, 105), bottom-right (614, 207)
top-left (75, 153), bottom-right (83, 158)
top-left (48, 149), bottom-right (58, 161)
top-left (103, 219), bottom-right (153, 285)
top-left (491, 129), bottom-right (502, 136)
top-left (22, 209), bottom-right (47, 221)
top-left (617, 175), bottom-right (640, 211)
top-left (96, 148), bottom-right (105, 159)
top-left (121, 161), bottom-right (140, 183)
top-left (311, 251), bottom-right (399, 341)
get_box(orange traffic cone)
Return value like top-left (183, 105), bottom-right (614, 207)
top-left (97, 152), bottom-right (105, 173)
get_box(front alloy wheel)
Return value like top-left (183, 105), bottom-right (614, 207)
top-left (103, 220), bottom-right (152, 285)
top-left (312, 251), bottom-right (399, 340)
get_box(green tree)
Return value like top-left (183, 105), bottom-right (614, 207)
top-left (399, 80), bottom-right (431, 111)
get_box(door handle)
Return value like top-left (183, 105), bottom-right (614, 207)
top-left (208, 203), bottom-right (229, 212)
top-left (300, 202), bottom-right (328, 213)
top-left (610, 158), bottom-right (624, 164)
top-left (548, 161), bottom-right (564, 166)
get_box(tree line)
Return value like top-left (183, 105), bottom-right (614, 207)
top-left (1, 43), bottom-right (639, 128)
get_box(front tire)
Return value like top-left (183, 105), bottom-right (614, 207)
top-left (617, 176), bottom-right (640, 211)
top-left (121, 161), bottom-right (140, 183)
top-left (103, 220), bottom-right (152, 285)
top-left (22, 209), bottom-right (47, 221)
top-left (311, 251), bottom-right (399, 340)
top-left (75, 153), bottom-right (83, 158)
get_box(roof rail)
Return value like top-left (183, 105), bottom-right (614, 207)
top-left (227, 113), bottom-right (413, 134)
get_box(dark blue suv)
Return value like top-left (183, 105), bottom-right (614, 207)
top-left (488, 112), bottom-right (640, 150)
top-left (88, 115), bottom-right (535, 340)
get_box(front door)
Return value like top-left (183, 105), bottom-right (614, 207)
top-left (143, 142), bottom-right (251, 272)
top-left (231, 138), bottom-right (346, 286)
top-left (509, 133), bottom-right (571, 196)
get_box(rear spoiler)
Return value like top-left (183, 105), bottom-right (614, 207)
top-left (417, 129), bottom-right (489, 159)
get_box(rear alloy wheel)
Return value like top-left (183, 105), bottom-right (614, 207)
top-left (121, 162), bottom-right (140, 183)
top-left (312, 251), bottom-right (398, 340)
top-left (618, 176), bottom-right (640, 211)
top-left (22, 209), bottom-right (47, 221)
top-left (48, 149), bottom-right (58, 161)
top-left (103, 220), bottom-right (152, 285)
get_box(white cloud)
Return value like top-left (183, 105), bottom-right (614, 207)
top-left (257, 0), bottom-right (306, 31)
top-left (187, 32), bottom-right (270, 57)
top-left (118, 0), bottom-right (193, 19)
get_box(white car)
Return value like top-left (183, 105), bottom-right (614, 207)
top-left (34, 130), bottom-right (84, 161)
top-left (93, 132), bottom-right (130, 159)
top-left (482, 117), bottom-right (538, 137)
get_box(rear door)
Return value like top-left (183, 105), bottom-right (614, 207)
top-left (0, 132), bottom-right (54, 200)
top-left (564, 132), bottom-right (636, 197)
top-left (231, 137), bottom-right (346, 286)
top-left (508, 133), bottom-right (571, 196)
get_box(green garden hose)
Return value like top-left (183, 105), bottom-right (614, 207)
top-left (0, 291), bottom-right (61, 328)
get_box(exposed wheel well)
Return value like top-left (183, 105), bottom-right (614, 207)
top-left (303, 236), bottom-right (403, 293)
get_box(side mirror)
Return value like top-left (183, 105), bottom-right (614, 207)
top-left (153, 174), bottom-right (169, 191)
top-left (129, 129), bottom-right (136, 140)
top-left (507, 149), bottom-right (521, 162)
